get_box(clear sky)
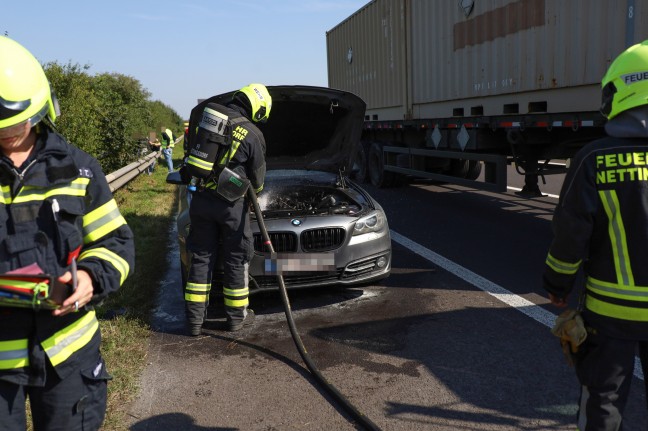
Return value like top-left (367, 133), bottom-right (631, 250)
top-left (4, 0), bottom-right (369, 119)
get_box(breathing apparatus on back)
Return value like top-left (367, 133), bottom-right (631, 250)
top-left (184, 103), bottom-right (251, 201)
top-left (186, 104), bottom-right (230, 178)
top-left (183, 83), bottom-right (271, 201)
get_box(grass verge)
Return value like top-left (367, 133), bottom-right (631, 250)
top-left (98, 158), bottom-right (180, 430)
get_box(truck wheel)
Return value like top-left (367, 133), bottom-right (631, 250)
top-left (352, 142), bottom-right (369, 183)
top-left (449, 159), bottom-right (482, 180)
top-left (449, 159), bottom-right (470, 177)
top-left (465, 160), bottom-right (482, 180)
top-left (393, 154), bottom-right (410, 186)
top-left (368, 143), bottom-right (395, 188)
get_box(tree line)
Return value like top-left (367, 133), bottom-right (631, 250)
top-left (44, 61), bottom-right (184, 173)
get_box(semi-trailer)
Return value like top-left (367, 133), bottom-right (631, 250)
top-left (326, 0), bottom-right (647, 194)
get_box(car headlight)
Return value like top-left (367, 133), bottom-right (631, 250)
top-left (353, 211), bottom-right (386, 236)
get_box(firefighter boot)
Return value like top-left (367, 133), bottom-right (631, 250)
top-left (228, 309), bottom-right (255, 332)
top-left (187, 305), bottom-right (209, 336)
top-left (188, 324), bottom-right (202, 337)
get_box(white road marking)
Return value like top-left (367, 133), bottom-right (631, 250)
top-left (507, 186), bottom-right (560, 199)
top-left (389, 230), bottom-right (644, 380)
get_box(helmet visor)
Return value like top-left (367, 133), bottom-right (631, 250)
top-left (0, 95), bottom-right (31, 122)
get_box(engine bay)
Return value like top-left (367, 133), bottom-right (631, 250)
top-left (256, 186), bottom-right (363, 217)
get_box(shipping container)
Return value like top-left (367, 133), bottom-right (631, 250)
top-left (326, 0), bottom-right (648, 193)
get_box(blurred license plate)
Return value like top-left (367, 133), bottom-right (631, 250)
top-left (264, 253), bottom-right (335, 274)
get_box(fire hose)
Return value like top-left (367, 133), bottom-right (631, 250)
top-left (247, 188), bottom-right (382, 431)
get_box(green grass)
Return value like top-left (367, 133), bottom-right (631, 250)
top-left (99, 156), bottom-right (181, 430)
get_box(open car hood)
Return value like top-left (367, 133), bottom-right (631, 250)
top-left (189, 85), bottom-right (366, 173)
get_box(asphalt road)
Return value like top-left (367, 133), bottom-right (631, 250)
top-left (126, 167), bottom-right (648, 430)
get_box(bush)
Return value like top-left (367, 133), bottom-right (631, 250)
top-left (43, 61), bottom-right (184, 173)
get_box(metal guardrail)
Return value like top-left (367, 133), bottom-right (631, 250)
top-left (106, 151), bottom-right (159, 193)
top-left (106, 137), bottom-right (183, 192)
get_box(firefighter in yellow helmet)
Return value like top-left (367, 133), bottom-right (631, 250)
top-left (543, 40), bottom-right (648, 429)
top-left (182, 83), bottom-right (271, 335)
top-left (0, 37), bottom-right (134, 430)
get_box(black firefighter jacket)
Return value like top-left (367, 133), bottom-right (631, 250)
top-left (0, 129), bottom-right (135, 385)
top-left (544, 107), bottom-right (648, 341)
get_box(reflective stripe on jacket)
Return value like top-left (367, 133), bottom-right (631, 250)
top-left (0, 129), bottom-right (135, 382)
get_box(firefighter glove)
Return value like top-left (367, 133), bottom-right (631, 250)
top-left (551, 309), bottom-right (587, 366)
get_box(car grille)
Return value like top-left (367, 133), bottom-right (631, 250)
top-left (253, 232), bottom-right (297, 252)
top-left (301, 228), bottom-right (345, 252)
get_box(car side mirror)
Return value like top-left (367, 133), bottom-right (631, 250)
top-left (166, 171), bottom-right (185, 185)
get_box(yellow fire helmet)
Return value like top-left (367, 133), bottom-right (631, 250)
top-left (0, 37), bottom-right (57, 129)
top-left (601, 40), bottom-right (648, 119)
top-left (235, 83), bottom-right (272, 123)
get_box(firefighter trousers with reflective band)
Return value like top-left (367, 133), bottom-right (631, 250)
top-left (0, 352), bottom-right (111, 431)
top-left (573, 324), bottom-right (645, 431)
top-left (185, 190), bottom-right (252, 325)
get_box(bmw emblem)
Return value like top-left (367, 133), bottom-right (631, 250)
top-left (291, 219), bottom-right (302, 226)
